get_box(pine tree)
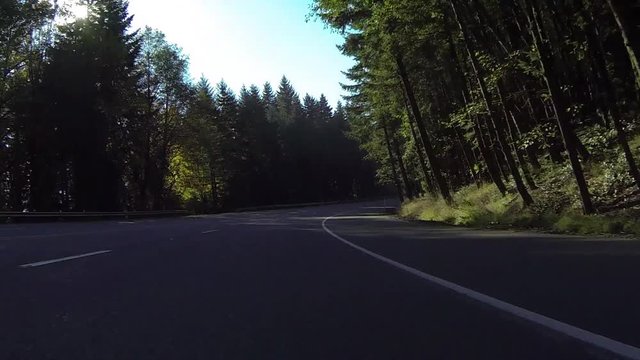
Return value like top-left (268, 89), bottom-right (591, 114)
top-left (133, 27), bottom-right (191, 209)
top-left (43, 0), bottom-right (140, 211)
top-left (276, 76), bottom-right (301, 125)
top-left (261, 81), bottom-right (277, 123)
top-left (317, 94), bottom-right (333, 125)
top-left (1, 0), bottom-right (55, 211)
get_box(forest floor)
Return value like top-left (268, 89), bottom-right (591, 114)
top-left (401, 136), bottom-right (640, 237)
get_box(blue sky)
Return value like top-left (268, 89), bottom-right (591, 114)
top-left (124, 0), bottom-right (354, 107)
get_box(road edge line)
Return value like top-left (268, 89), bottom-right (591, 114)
top-left (322, 214), bottom-right (640, 360)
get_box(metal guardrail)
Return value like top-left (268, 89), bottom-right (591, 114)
top-left (234, 201), bottom-right (342, 212)
top-left (1, 196), bottom-right (394, 222)
top-left (234, 197), bottom-right (396, 213)
top-left (0, 210), bottom-right (189, 223)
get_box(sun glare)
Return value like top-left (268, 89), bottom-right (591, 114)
top-left (55, 1), bottom-right (89, 24)
top-left (68, 3), bottom-right (89, 19)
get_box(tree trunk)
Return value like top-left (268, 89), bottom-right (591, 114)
top-left (450, 0), bottom-right (534, 206)
top-left (382, 120), bottom-right (405, 202)
top-left (454, 128), bottom-right (481, 188)
top-left (444, 18), bottom-right (507, 193)
top-left (395, 54), bottom-right (453, 203)
top-left (496, 82), bottom-right (538, 189)
top-left (409, 116), bottom-right (437, 195)
top-left (473, 117), bottom-right (508, 194)
top-left (539, 100), bottom-right (566, 163)
top-left (392, 134), bottom-right (415, 199)
top-left (522, 85), bottom-right (565, 163)
top-left (580, 0), bottom-right (640, 190)
top-left (401, 86), bottom-right (436, 195)
top-left (525, 0), bottom-right (596, 214)
top-left (509, 94), bottom-right (541, 169)
top-left (606, 0), bottom-right (640, 91)
top-left (570, 130), bottom-right (591, 161)
top-left (612, 115), bottom-right (640, 190)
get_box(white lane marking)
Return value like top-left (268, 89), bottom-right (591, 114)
top-left (19, 250), bottom-right (112, 268)
top-left (322, 215), bottom-right (640, 360)
top-left (0, 227), bottom-right (154, 240)
top-left (201, 229), bottom-right (219, 234)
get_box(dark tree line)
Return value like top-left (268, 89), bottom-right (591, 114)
top-left (1, 0), bottom-right (378, 212)
top-left (313, 0), bottom-right (640, 214)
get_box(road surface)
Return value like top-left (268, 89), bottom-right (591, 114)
top-left (1, 201), bottom-right (639, 359)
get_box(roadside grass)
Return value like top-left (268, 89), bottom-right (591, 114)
top-left (400, 184), bottom-right (519, 226)
top-left (401, 132), bottom-right (640, 236)
top-left (400, 161), bottom-right (640, 237)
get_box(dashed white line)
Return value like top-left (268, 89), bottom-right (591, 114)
top-left (201, 229), bottom-right (219, 234)
top-left (322, 214), bottom-right (640, 360)
top-left (19, 250), bottom-right (112, 268)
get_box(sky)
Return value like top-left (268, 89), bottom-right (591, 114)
top-left (120, 0), bottom-right (354, 107)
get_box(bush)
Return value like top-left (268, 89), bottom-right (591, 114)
top-left (400, 184), bottom-right (520, 227)
top-left (589, 152), bottom-right (634, 202)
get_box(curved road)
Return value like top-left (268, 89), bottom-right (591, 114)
top-left (1, 201), bottom-right (639, 359)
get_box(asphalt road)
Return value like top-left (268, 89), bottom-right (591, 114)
top-left (1, 201), bottom-right (639, 359)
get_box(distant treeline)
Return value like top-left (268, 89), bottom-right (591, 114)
top-left (1, 0), bottom-right (379, 212)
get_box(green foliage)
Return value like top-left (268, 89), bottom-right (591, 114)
top-left (402, 175), bottom-right (640, 236)
top-left (579, 124), bottom-right (617, 155)
top-left (551, 213), bottom-right (640, 236)
top-left (4, 0), bottom-right (640, 216)
top-left (400, 184), bottom-right (519, 226)
top-left (168, 149), bottom-right (211, 204)
top-left (589, 153), bottom-right (635, 201)
top-left (313, 0), bottom-right (640, 217)
top-left (0, 0), bottom-right (380, 212)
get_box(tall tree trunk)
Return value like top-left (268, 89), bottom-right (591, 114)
top-left (450, 0), bottom-right (534, 206)
top-left (606, 0), bottom-right (640, 91)
top-left (392, 134), bottom-right (415, 199)
top-left (444, 18), bottom-right (506, 193)
top-left (401, 86), bottom-right (436, 195)
top-left (509, 95), bottom-right (541, 169)
top-left (493, 142), bottom-right (511, 184)
top-left (580, 0), bottom-right (640, 190)
top-left (473, 117), bottom-right (508, 194)
top-left (584, 23), bottom-right (639, 189)
top-left (522, 85), bottom-right (565, 163)
top-left (496, 82), bottom-right (538, 189)
top-left (611, 113), bottom-right (640, 190)
top-left (570, 130), bottom-right (591, 161)
top-left (395, 54), bottom-right (453, 203)
top-left (539, 100), bottom-right (567, 163)
top-left (454, 128), bottom-right (481, 188)
top-left (525, 0), bottom-right (596, 214)
top-left (409, 115), bottom-right (437, 195)
top-left (468, 0), bottom-right (539, 180)
top-left (382, 120), bottom-right (405, 202)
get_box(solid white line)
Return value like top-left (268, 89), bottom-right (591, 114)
top-left (322, 215), bottom-right (640, 360)
top-left (19, 250), bottom-right (112, 268)
top-left (201, 230), bottom-right (219, 234)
